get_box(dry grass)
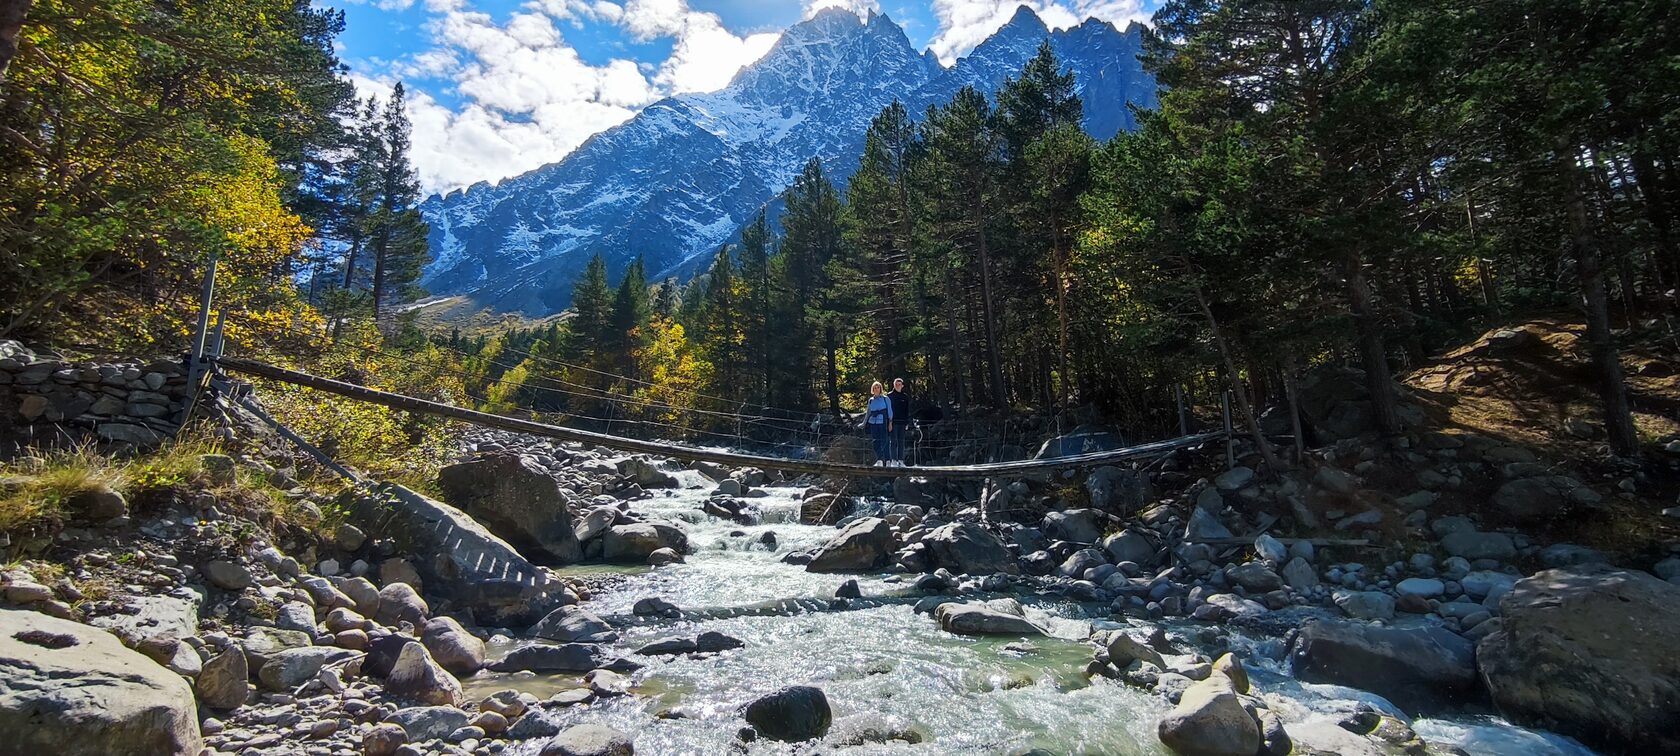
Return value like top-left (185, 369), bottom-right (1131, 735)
top-left (0, 446), bottom-right (125, 532)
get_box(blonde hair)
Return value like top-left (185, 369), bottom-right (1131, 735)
top-left (870, 381), bottom-right (884, 395)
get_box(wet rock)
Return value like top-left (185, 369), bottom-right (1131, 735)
top-left (195, 647), bottom-right (250, 711)
top-left (828, 713), bottom-right (924, 745)
top-left (935, 600), bottom-right (1042, 636)
top-left (1225, 562), bottom-right (1282, 592)
top-left (540, 723), bottom-right (634, 756)
top-left (375, 582), bottom-right (429, 627)
top-left (743, 685), bottom-right (832, 742)
top-left (421, 616), bottom-right (485, 675)
top-left (488, 643), bottom-right (635, 674)
top-left (923, 522), bottom-right (1019, 575)
top-left (1291, 618), bottom-right (1477, 713)
top-left (1107, 631), bottom-right (1167, 669)
top-left (805, 517), bottom-right (894, 573)
top-left (834, 579), bottom-right (861, 599)
top-left (0, 609), bottom-right (202, 755)
top-left (647, 547), bottom-right (683, 566)
top-left (384, 706), bottom-right (469, 742)
top-left (1478, 565), bottom-right (1680, 754)
top-left (385, 642), bottom-right (463, 706)
top-left (438, 454), bottom-right (582, 563)
top-left (1156, 675), bottom-right (1261, 756)
top-left (618, 456), bottom-right (678, 489)
top-left (632, 597), bottom-right (680, 618)
top-left (1281, 558), bottom-right (1318, 590)
top-left (531, 605), bottom-right (618, 644)
top-left (1332, 590), bottom-right (1394, 621)
top-left (601, 523), bottom-right (688, 563)
top-left (1103, 529), bottom-right (1155, 566)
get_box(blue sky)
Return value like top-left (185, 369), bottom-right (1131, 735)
top-left (321, 1), bottom-right (1157, 195)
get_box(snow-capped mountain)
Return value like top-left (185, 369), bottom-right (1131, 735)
top-left (418, 6), bottom-right (1156, 316)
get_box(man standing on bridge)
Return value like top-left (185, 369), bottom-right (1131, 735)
top-left (887, 377), bottom-right (911, 467)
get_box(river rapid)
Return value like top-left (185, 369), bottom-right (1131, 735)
top-left (462, 470), bottom-right (1596, 756)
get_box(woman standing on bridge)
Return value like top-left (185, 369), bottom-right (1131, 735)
top-left (865, 381), bottom-right (894, 467)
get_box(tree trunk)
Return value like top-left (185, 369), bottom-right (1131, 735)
top-left (1343, 248), bottom-right (1402, 437)
top-left (1194, 285), bottom-right (1284, 473)
top-left (1560, 142), bottom-right (1640, 455)
top-left (0, 0), bottom-right (29, 81)
top-left (1283, 353), bottom-right (1306, 463)
top-left (1051, 232), bottom-right (1072, 406)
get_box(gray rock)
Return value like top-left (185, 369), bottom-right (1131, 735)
top-left (85, 592), bottom-right (199, 647)
top-left (1291, 618), bottom-right (1478, 713)
top-left (375, 582), bottom-right (429, 627)
top-left (574, 507), bottom-right (615, 543)
top-left (743, 685), bottom-right (831, 742)
top-left (257, 646), bottom-right (359, 691)
top-left (1213, 466), bottom-right (1255, 492)
top-left (1225, 562), bottom-right (1283, 592)
top-left (1478, 565), bottom-right (1680, 754)
top-left (1085, 466), bottom-right (1150, 512)
top-left (384, 641), bottom-right (463, 706)
top-left (601, 523), bottom-right (688, 564)
top-left (1253, 534), bottom-right (1287, 564)
top-left (362, 723), bottom-right (407, 756)
top-left (935, 601), bottom-right (1042, 636)
top-left (0, 609), bottom-right (202, 755)
top-left (1491, 475), bottom-right (1598, 523)
top-left (1102, 529), bottom-right (1155, 566)
top-left (332, 576), bottom-right (382, 616)
top-left (488, 643), bottom-right (633, 674)
top-left (805, 517), bottom-right (894, 573)
top-left (530, 605), bottom-right (618, 644)
top-left (540, 723), bottom-right (635, 756)
top-left (1459, 570), bottom-right (1518, 600)
top-left (1332, 590), bottom-right (1395, 621)
top-left (385, 706), bottom-right (469, 742)
top-left (1185, 508), bottom-right (1233, 542)
top-left (421, 616), bottom-right (485, 675)
top-left (618, 456), bottom-right (678, 489)
top-left (1156, 676), bottom-right (1261, 756)
top-left (202, 560), bottom-right (253, 591)
top-left (1440, 530), bottom-right (1516, 560)
top-left (1537, 543), bottom-right (1608, 568)
top-left (1281, 558), bottom-right (1318, 591)
top-left (922, 522), bottom-right (1019, 575)
top-left (1043, 508), bottom-right (1104, 544)
top-left (195, 648), bottom-right (249, 711)
top-left (1395, 577), bottom-right (1444, 599)
top-left (438, 454), bottom-right (582, 563)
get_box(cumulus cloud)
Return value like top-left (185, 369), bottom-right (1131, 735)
top-left (804, 0), bottom-right (882, 19)
top-left (928, 0), bottom-right (1150, 65)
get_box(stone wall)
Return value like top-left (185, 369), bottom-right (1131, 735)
top-left (0, 340), bottom-right (190, 449)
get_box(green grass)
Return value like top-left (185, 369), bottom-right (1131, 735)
top-left (0, 446), bottom-right (124, 532)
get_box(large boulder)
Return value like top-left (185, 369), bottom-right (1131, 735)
top-left (923, 522), bottom-right (1019, 575)
top-left (743, 686), bottom-right (832, 742)
top-left (530, 605), bottom-right (618, 644)
top-left (617, 457), bottom-right (678, 489)
top-left (488, 643), bottom-right (634, 674)
top-left (0, 609), bottom-right (202, 755)
top-left (1477, 565), bottom-right (1680, 754)
top-left (1102, 529), bottom-right (1155, 566)
top-left (1490, 476), bottom-right (1600, 523)
top-left (1290, 618), bottom-right (1477, 713)
top-left (1156, 676), bottom-right (1261, 756)
top-left (438, 454), bottom-right (581, 563)
top-left (421, 617), bottom-right (485, 675)
top-left (935, 601), bottom-right (1043, 636)
top-left (195, 647), bottom-right (249, 711)
top-left (343, 484), bottom-right (573, 626)
top-left (384, 642), bottom-right (463, 706)
top-left (541, 723), bottom-right (635, 756)
top-left (601, 522), bottom-right (689, 563)
top-left (805, 517), bottom-right (894, 573)
top-left (1042, 508), bottom-right (1104, 544)
top-left (257, 646), bottom-right (360, 691)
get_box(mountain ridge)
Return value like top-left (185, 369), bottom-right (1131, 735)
top-left (417, 6), bottom-right (1156, 317)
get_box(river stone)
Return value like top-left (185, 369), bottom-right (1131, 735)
top-left (1395, 577), bottom-right (1444, 599)
top-left (1185, 508), bottom-right (1233, 542)
top-left (1043, 509), bottom-right (1104, 544)
top-left (618, 456), bottom-right (678, 489)
top-left (1459, 570), bottom-right (1518, 600)
top-left (1440, 530), bottom-right (1516, 560)
top-left (1103, 529), bottom-right (1155, 566)
top-left (1156, 675), bottom-right (1261, 756)
top-left (422, 616), bottom-right (485, 674)
top-left (1290, 618), bottom-right (1477, 713)
top-left (362, 723), bottom-right (408, 756)
top-left (375, 581), bottom-right (429, 626)
top-left (489, 643), bottom-right (635, 674)
top-left (86, 592), bottom-right (200, 647)
top-left (1253, 534), bottom-right (1287, 564)
top-left (1107, 631), bottom-right (1167, 669)
top-left (196, 647), bottom-right (250, 711)
top-left (332, 576), bottom-right (382, 616)
top-left (384, 642), bottom-right (463, 706)
top-left (1225, 562), bottom-right (1283, 592)
top-left (385, 705), bottom-right (470, 742)
top-left (531, 605), bottom-right (618, 644)
top-left (1281, 557), bottom-right (1318, 590)
top-left (0, 609), bottom-right (202, 756)
top-left (1491, 475), bottom-right (1599, 523)
top-left (575, 507), bottom-right (616, 543)
top-left (258, 646), bottom-right (360, 691)
top-left (1213, 466), bottom-right (1255, 491)
top-left (602, 523), bottom-right (687, 563)
top-left (1477, 565), bottom-right (1680, 753)
top-left (935, 601), bottom-right (1042, 636)
top-left (438, 454), bottom-right (582, 563)
top-left (1085, 466), bottom-right (1149, 512)
top-left (300, 575), bottom-right (355, 609)
top-left (743, 685), bottom-right (832, 742)
top-left (923, 522), bottom-right (1019, 575)
top-left (1331, 590), bottom-right (1395, 621)
top-left (805, 517), bottom-right (894, 573)
top-left (202, 559), bottom-right (253, 591)
top-left (540, 723), bottom-right (635, 756)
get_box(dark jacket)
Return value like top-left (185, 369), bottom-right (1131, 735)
top-left (887, 389), bottom-right (910, 426)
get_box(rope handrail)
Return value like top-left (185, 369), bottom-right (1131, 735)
top-left (215, 355), bottom-right (1224, 480)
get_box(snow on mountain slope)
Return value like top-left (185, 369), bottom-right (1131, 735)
top-left (418, 7), bottom-right (1155, 317)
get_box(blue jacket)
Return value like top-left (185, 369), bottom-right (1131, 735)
top-left (866, 395), bottom-right (893, 425)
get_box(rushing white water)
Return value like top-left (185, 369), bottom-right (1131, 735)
top-left (465, 471), bottom-right (1598, 755)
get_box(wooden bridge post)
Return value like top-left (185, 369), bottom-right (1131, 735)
top-left (1221, 389), bottom-right (1235, 470)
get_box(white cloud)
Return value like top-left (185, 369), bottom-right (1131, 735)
top-left (804, 0), bottom-right (882, 19)
top-left (337, 0), bottom-right (420, 10)
top-left (928, 0), bottom-right (1149, 65)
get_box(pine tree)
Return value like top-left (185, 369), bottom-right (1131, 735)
top-left (567, 254), bottom-right (612, 365)
top-left (697, 246), bottom-right (744, 403)
top-left (777, 158), bottom-right (845, 413)
top-left (737, 210), bottom-right (775, 407)
top-left (845, 101), bottom-right (921, 380)
top-left (610, 256), bottom-right (651, 379)
top-left (366, 83), bottom-right (430, 322)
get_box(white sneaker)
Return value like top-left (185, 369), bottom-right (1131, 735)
top-left (873, 461), bottom-right (883, 467)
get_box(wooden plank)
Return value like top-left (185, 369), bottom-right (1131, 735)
top-left (217, 356), bottom-right (1224, 480)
